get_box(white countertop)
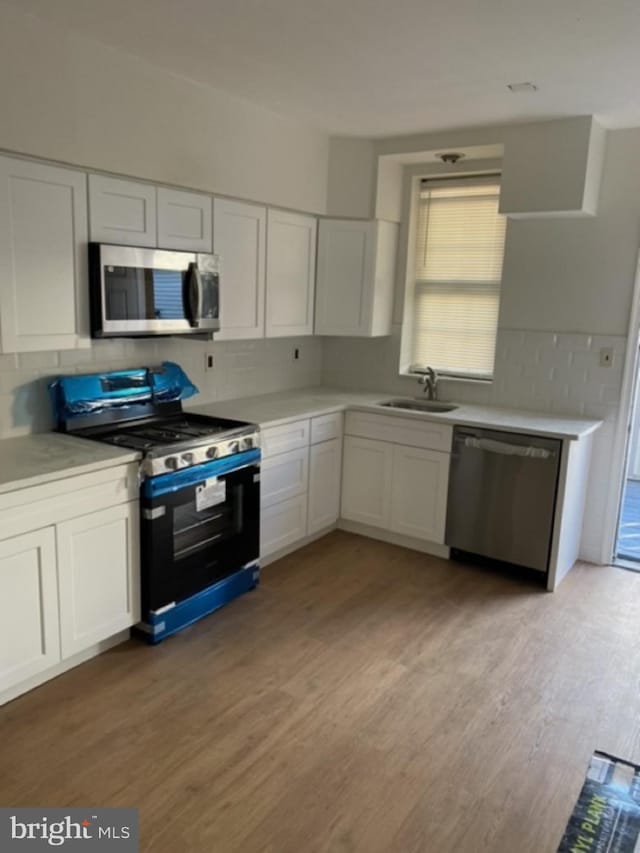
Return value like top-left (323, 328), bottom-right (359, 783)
top-left (188, 386), bottom-right (602, 440)
top-left (0, 433), bottom-right (140, 496)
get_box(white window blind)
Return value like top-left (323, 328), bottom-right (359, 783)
top-left (412, 177), bottom-right (506, 379)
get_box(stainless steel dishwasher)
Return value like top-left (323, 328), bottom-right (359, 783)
top-left (445, 426), bottom-right (562, 573)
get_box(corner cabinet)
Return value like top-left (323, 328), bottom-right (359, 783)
top-left (213, 198), bottom-right (266, 340)
top-left (0, 156), bottom-right (89, 352)
top-left (265, 209), bottom-right (317, 337)
top-left (315, 219), bottom-right (398, 337)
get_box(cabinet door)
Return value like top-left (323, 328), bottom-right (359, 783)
top-left (390, 445), bottom-right (450, 543)
top-left (0, 527), bottom-right (60, 693)
top-left (265, 209), bottom-right (316, 337)
top-left (57, 502), bottom-right (140, 658)
top-left (315, 219), bottom-right (374, 336)
top-left (308, 438), bottom-right (343, 535)
top-left (261, 494), bottom-right (308, 559)
top-left (89, 174), bottom-right (157, 246)
top-left (315, 219), bottom-right (397, 337)
top-left (157, 187), bottom-right (212, 252)
top-left (0, 157), bottom-right (89, 352)
top-left (341, 436), bottom-right (393, 529)
top-left (261, 447), bottom-right (309, 507)
top-left (213, 198), bottom-right (266, 340)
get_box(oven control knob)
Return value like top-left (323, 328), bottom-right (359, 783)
top-left (206, 446), bottom-right (219, 459)
top-left (164, 456), bottom-right (179, 470)
top-left (242, 436), bottom-right (254, 450)
top-left (181, 452), bottom-right (194, 465)
top-left (228, 440), bottom-right (240, 453)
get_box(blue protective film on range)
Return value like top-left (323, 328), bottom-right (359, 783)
top-left (48, 361), bottom-right (198, 421)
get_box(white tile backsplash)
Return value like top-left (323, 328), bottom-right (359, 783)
top-left (0, 336), bottom-right (322, 438)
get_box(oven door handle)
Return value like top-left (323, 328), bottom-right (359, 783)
top-left (183, 262), bottom-right (202, 328)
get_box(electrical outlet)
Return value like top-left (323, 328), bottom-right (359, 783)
top-left (204, 352), bottom-right (215, 371)
top-left (293, 347), bottom-right (300, 361)
top-left (599, 347), bottom-right (614, 368)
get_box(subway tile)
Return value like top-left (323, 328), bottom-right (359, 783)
top-left (555, 333), bottom-right (593, 352)
top-left (17, 351), bottom-right (59, 370)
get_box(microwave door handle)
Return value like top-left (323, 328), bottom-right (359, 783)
top-left (183, 263), bottom-right (202, 328)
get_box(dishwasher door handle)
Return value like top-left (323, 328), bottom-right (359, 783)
top-left (462, 436), bottom-right (554, 460)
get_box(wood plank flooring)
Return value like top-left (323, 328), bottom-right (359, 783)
top-left (2, 530), bottom-right (640, 852)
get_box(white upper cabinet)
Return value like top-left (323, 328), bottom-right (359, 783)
top-left (266, 209), bottom-right (317, 337)
top-left (89, 174), bottom-right (157, 246)
top-left (315, 219), bottom-right (398, 337)
top-left (213, 198), bottom-right (266, 340)
top-left (0, 156), bottom-right (89, 353)
top-left (157, 187), bottom-right (212, 252)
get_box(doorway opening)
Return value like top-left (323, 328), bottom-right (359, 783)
top-left (615, 347), bottom-right (640, 570)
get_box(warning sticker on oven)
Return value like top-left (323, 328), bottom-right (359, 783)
top-left (196, 477), bottom-right (226, 510)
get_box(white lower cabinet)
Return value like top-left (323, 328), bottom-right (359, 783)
top-left (341, 436), bottom-right (393, 529)
top-left (0, 463), bottom-right (141, 703)
top-left (0, 527), bottom-right (60, 691)
top-left (261, 447), bottom-right (309, 506)
top-left (261, 495), bottom-right (308, 556)
top-left (57, 503), bottom-right (140, 658)
top-left (260, 413), bottom-right (343, 560)
top-left (308, 439), bottom-right (343, 535)
top-left (389, 445), bottom-right (450, 543)
top-left (341, 418), bottom-right (452, 546)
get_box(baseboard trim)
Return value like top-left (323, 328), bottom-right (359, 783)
top-left (261, 524), bottom-right (338, 566)
top-left (0, 630), bottom-right (131, 707)
top-left (337, 519), bottom-right (450, 559)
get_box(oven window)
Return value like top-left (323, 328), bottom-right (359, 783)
top-left (172, 484), bottom-right (243, 560)
top-left (104, 266), bottom-right (187, 321)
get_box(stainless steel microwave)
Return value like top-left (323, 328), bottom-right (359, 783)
top-left (89, 243), bottom-right (220, 338)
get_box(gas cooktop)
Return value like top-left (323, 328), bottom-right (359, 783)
top-left (84, 413), bottom-right (259, 477)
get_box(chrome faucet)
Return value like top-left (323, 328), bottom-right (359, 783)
top-left (418, 366), bottom-right (439, 401)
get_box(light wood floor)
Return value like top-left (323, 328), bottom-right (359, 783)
top-left (2, 531), bottom-right (640, 853)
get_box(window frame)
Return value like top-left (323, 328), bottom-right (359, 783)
top-left (403, 171), bottom-right (505, 383)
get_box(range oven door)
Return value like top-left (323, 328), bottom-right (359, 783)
top-left (89, 242), bottom-right (220, 338)
top-left (140, 450), bottom-right (260, 614)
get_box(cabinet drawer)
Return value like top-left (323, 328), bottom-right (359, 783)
top-left (0, 463), bottom-right (139, 540)
top-left (261, 494), bottom-right (308, 558)
top-left (345, 411), bottom-right (452, 453)
top-left (310, 412), bottom-right (343, 445)
top-left (261, 419), bottom-right (310, 458)
top-left (260, 447), bottom-right (309, 507)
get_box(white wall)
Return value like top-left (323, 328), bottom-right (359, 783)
top-left (0, 4), bottom-right (329, 214)
top-left (326, 137), bottom-right (375, 218)
top-left (324, 125), bottom-right (640, 565)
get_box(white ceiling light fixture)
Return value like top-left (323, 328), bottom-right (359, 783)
top-left (507, 82), bottom-right (539, 93)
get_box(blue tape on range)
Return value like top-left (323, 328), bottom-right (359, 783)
top-left (48, 361), bottom-right (198, 420)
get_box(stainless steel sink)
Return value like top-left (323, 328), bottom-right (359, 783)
top-left (379, 399), bottom-right (458, 413)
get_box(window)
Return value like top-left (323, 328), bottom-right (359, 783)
top-left (410, 176), bottom-right (506, 379)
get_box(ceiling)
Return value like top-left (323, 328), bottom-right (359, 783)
top-left (8, 0), bottom-right (640, 137)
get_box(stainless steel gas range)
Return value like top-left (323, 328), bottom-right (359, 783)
top-left (49, 362), bottom-right (260, 643)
